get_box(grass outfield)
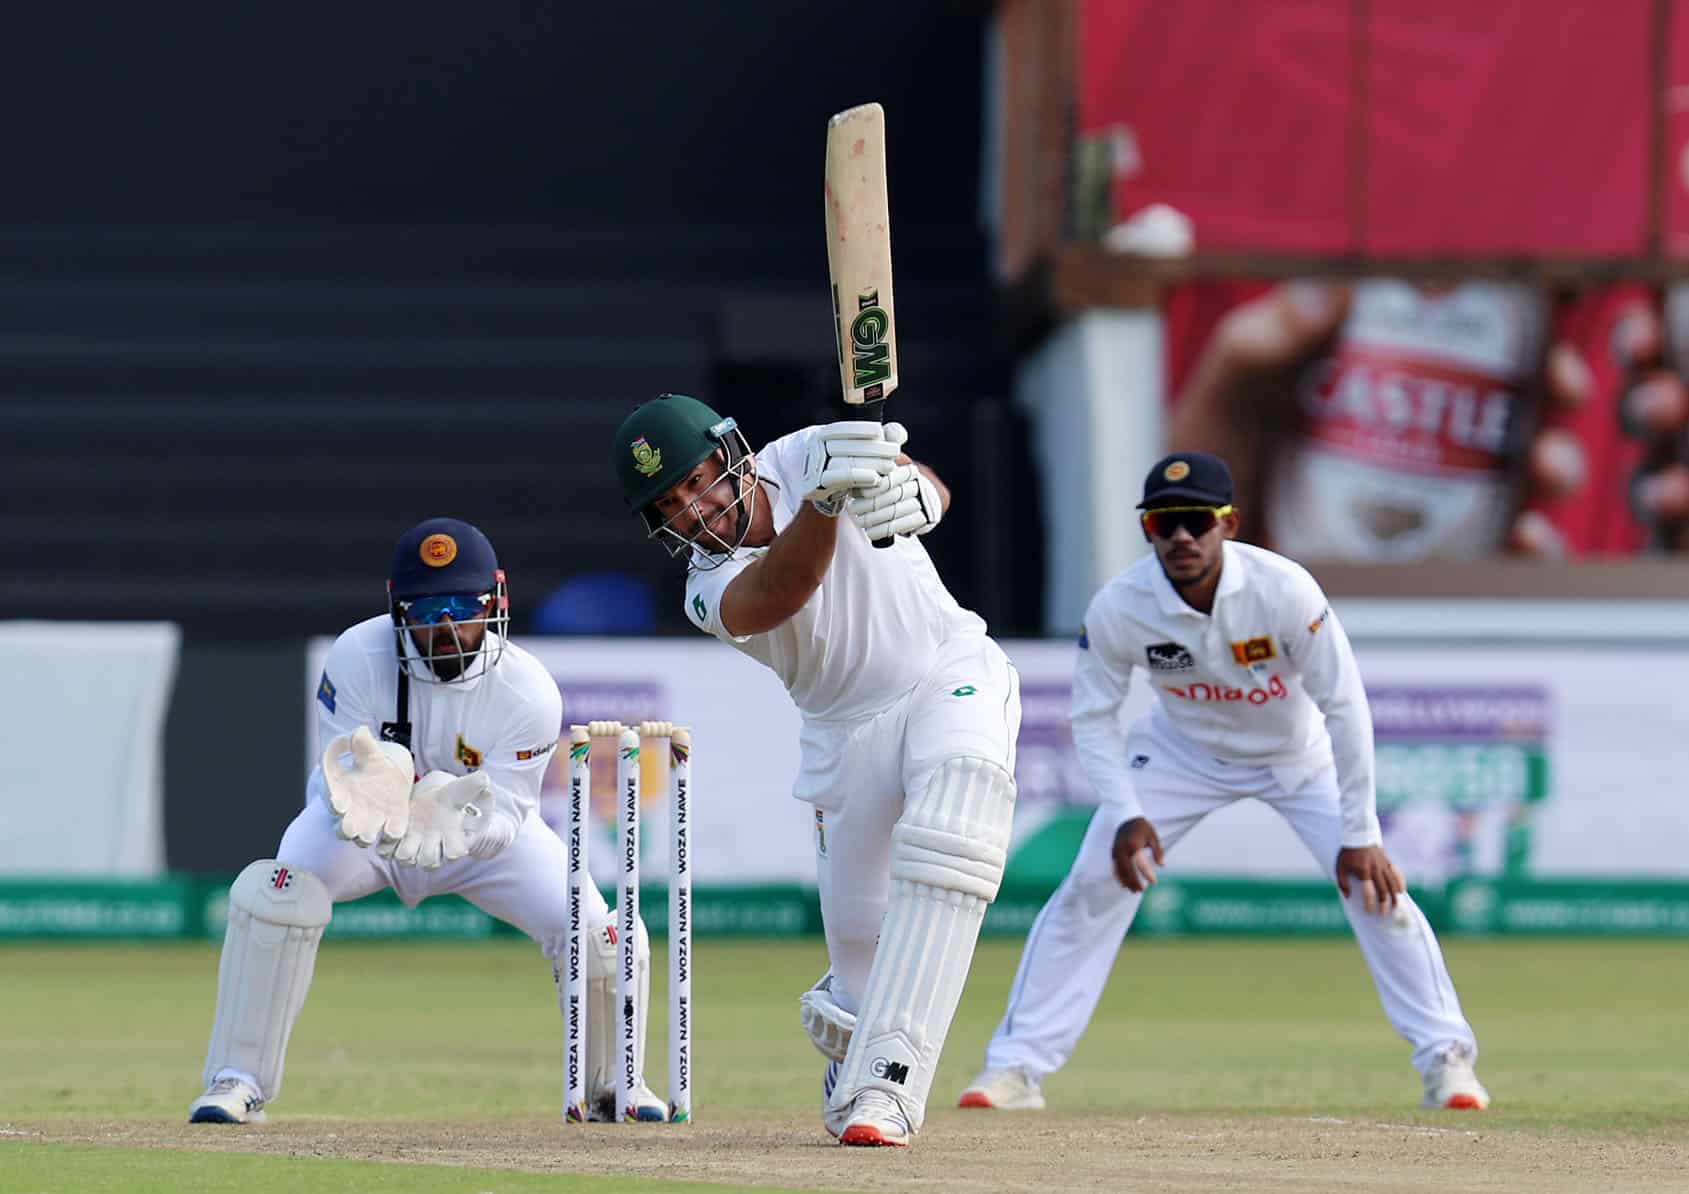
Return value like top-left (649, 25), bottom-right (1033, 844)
top-left (1, 937), bottom-right (1685, 1192)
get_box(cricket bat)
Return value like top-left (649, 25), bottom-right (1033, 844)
top-left (825, 102), bottom-right (898, 409)
top-left (824, 102), bottom-right (898, 544)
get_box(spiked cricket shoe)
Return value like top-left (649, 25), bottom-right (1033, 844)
top-left (1422, 1043), bottom-right (1490, 1110)
top-left (188, 1075), bottom-right (266, 1124)
top-left (833, 1089), bottom-right (912, 1147)
top-left (590, 1082), bottom-right (669, 1122)
top-left (958, 1066), bottom-right (1046, 1110)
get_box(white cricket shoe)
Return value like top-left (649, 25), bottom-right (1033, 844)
top-left (830, 1088), bottom-right (912, 1147)
top-left (590, 1082), bottom-right (669, 1122)
top-left (1421, 1042), bottom-right (1490, 1110)
top-left (188, 1075), bottom-right (266, 1124)
top-left (957, 1066), bottom-right (1046, 1111)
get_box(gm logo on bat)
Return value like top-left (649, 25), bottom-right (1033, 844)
top-left (851, 289), bottom-right (892, 396)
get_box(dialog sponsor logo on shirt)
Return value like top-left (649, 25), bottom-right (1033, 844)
top-left (1165, 674), bottom-right (1289, 705)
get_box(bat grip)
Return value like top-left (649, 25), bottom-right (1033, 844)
top-left (862, 398), bottom-right (895, 549)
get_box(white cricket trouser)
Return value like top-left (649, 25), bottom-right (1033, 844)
top-left (277, 796), bottom-right (612, 961)
top-left (801, 633), bottom-right (1022, 1016)
top-left (984, 717), bottom-right (1478, 1080)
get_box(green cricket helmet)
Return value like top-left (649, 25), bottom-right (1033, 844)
top-left (611, 393), bottom-right (758, 563)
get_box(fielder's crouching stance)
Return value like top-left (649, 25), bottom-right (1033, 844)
top-left (959, 454), bottom-right (1490, 1114)
top-left (189, 518), bottom-right (665, 1124)
top-left (612, 395), bottom-right (1021, 1146)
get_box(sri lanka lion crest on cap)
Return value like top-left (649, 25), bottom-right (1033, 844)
top-left (631, 435), bottom-right (663, 477)
top-left (1163, 460), bottom-right (1191, 482)
top-left (420, 533), bottom-right (458, 567)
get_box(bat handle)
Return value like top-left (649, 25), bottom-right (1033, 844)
top-left (862, 398), bottom-right (895, 549)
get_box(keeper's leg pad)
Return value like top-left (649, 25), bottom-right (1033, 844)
top-left (828, 756), bottom-right (1015, 1134)
top-left (584, 913), bottom-right (650, 1101)
top-left (202, 860), bottom-right (332, 1101)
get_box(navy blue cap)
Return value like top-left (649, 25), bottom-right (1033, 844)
top-left (389, 518), bottom-right (500, 601)
top-left (1138, 452), bottom-right (1234, 508)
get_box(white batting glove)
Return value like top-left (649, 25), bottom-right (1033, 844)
top-left (847, 460), bottom-right (942, 540)
top-left (800, 420), bottom-right (901, 516)
top-left (388, 770), bottom-right (490, 870)
top-left (321, 726), bottom-right (414, 849)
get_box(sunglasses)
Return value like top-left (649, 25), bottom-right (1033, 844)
top-left (1140, 505), bottom-right (1233, 540)
top-left (401, 592), bottom-right (492, 624)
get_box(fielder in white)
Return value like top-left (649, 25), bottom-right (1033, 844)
top-left (612, 394), bottom-right (1021, 1147)
top-left (959, 452), bottom-right (1490, 1113)
top-left (188, 517), bottom-right (666, 1124)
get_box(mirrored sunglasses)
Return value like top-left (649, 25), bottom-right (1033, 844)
top-left (401, 592), bottom-right (492, 624)
top-left (1140, 504), bottom-right (1233, 540)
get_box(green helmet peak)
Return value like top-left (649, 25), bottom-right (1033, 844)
top-left (612, 394), bottom-right (739, 513)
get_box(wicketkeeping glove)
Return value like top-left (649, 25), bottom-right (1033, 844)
top-left (387, 770), bottom-right (490, 870)
top-left (847, 460), bottom-right (942, 540)
top-left (321, 726), bottom-right (414, 849)
top-left (800, 420), bottom-right (901, 516)
top-left (463, 806), bottom-right (519, 860)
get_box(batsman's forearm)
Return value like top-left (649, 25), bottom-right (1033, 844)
top-left (722, 505), bottom-right (840, 635)
top-left (911, 460), bottom-right (951, 515)
top-left (765, 504), bottom-right (840, 598)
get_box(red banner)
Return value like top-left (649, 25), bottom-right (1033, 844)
top-left (1080, 0), bottom-right (1653, 256)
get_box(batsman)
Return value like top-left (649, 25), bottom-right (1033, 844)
top-left (612, 394), bottom-right (1021, 1146)
top-left (187, 517), bottom-right (666, 1124)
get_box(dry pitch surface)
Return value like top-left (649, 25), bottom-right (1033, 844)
top-left (8, 1111), bottom-right (1685, 1193)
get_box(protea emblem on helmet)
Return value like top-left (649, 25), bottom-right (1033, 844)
top-left (630, 436), bottom-right (663, 477)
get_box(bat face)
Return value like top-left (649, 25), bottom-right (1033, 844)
top-left (824, 102), bottom-right (898, 407)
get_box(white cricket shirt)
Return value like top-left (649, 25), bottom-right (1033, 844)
top-left (1072, 541), bottom-right (1382, 847)
top-left (684, 426), bottom-right (986, 721)
top-left (305, 615), bottom-right (562, 829)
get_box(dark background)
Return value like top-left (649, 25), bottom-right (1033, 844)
top-left (0, 3), bottom-right (1037, 867)
top-left (1, 2), bottom-right (1037, 637)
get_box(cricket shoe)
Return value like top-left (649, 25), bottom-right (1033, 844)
top-left (590, 1082), bottom-right (669, 1122)
top-left (1421, 1042), bottom-right (1490, 1110)
top-left (188, 1075), bottom-right (266, 1124)
top-left (826, 1089), bottom-right (912, 1147)
top-left (958, 1066), bottom-right (1046, 1111)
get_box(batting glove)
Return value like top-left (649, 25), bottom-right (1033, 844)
top-left (848, 459), bottom-right (941, 540)
top-left (801, 420), bottom-right (901, 515)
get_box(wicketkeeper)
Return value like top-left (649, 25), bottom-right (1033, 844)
top-left (189, 517), bottom-right (666, 1124)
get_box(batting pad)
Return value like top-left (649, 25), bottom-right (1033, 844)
top-left (202, 860), bottom-right (332, 1100)
top-left (584, 914), bottom-right (649, 1102)
top-left (829, 756), bottom-right (1015, 1133)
